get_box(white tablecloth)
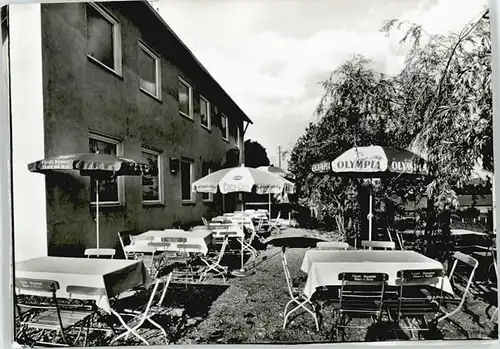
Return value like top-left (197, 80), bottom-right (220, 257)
top-left (15, 257), bottom-right (151, 313)
top-left (300, 249), bottom-right (454, 298)
top-left (132, 229), bottom-right (212, 255)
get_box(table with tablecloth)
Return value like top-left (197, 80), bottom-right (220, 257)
top-left (300, 249), bottom-right (454, 298)
top-left (132, 229), bottom-right (213, 255)
top-left (15, 257), bottom-right (151, 313)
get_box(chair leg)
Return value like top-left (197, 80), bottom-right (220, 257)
top-left (146, 317), bottom-right (168, 343)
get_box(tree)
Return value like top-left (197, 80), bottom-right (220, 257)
top-left (244, 139), bottom-right (271, 168)
top-left (289, 8), bottom-right (492, 252)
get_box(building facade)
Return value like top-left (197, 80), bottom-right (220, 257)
top-left (9, 1), bottom-right (252, 260)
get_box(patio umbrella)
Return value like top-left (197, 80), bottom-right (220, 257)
top-left (312, 145), bottom-right (428, 242)
top-left (192, 164), bottom-right (293, 277)
top-left (257, 166), bottom-right (295, 217)
top-left (28, 152), bottom-right (153, 250)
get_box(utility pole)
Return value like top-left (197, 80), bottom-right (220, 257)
top-left (278, 145), bottom-right (281, 168)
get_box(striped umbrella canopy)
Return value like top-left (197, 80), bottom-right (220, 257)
top-left (311, 146), bottom-right (428, 242)
top-left (192, 164), bottom-right (294, 195)
top-left (28, 152), bottom-right (152, 178)
top-left (28, 152), bottom-right (153, 250)
top-left (312, 145), bottom-right (428, 177)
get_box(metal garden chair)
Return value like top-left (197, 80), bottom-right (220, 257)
top-left (385, 268), bottom-right (445, 339)
top-left (199, 236), bottom-right (230, 282)
top-left (110, 272), bottom-right (173, 346)
top-left (15, 278), bottom-right (97, 347)
top-left (334, 272), bottom-right (388, 340)
top-left (437, 251), bottom-right (479, 324)
top-left (281, 250), bottom-right (319, 331)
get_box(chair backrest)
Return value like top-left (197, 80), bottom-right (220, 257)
top-left (316, 241), bottom-right (349, 250)
top-left (117, 231), bottom-right (129, 258)
top-left (212, 236), bottom-right (229, 264)
top-left (387, 228), bottom-right (404, 250)
top-left (66, 285), bottom-right (107, 297)
top-left (84, 248), bottom-right (116, 259)
top-left (281, 252), bottom-right (296, 299)
top-left (15, 278), bottom-right (60, 293)
top-left (202, 217), bottom-right (209, 227)
top-left (338, 272), bottom-right (387, 315)
top-left (394, 268), bottom-right (445, 319)
top-left (449, 251), bottom-right (479, 295)
top-left (361, 240), bottom-right (395, 250)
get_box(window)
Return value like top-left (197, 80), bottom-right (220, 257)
top-left (221, 114), bottom-right (229, 141)
top-left (89, 132), bottom-right (122, 205)
top-left (202, 164), bottom-right (213, 202)
top-left (178, 77), bottom-right (192, 118)
top-left (200, 95), bottom-right (211, 129)
top-left (142, 147), bottom-right (162, 204)
top-left (86, 3), bottom-right (122, 75)
top-left (181, 159), bottom-right (194, 202)
top-left (236, 125), bottom-right (241, 148)
top-left (139, 41), bottom-right (161, 99)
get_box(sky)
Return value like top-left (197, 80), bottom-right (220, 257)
top-left (154, 0), bottom-right (488, 170)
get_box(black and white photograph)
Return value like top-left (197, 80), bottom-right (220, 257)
top-left (3, 0), bottom-right (498, 346)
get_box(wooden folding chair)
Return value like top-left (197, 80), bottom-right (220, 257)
top-left (385, 269), bottom-right (444, 339)
top-left (361, 240), bottom-right (396, 251)
top-left (15, 278), bottom-right (96, 347)
top-left (110, 272), bottom-right (173, 345)
top-left (199, 237), bottom-right (229, 282)
top-left (316, 241), bottom-right (349, 250)
top-left (437, 251), bottom-right (479, 323)
top-left (334, 272), bottom-right (388, 340)
top-left (84, 248), bottom-right (116, 259)
top-left (282, 250), bottom-right (319, 331)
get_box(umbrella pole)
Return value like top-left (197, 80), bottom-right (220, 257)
top-left (368, 179), bottom-right (373, 242)
top-left (269, 193), bottom-right (271, 218)
top-left (96, 179), bottom-right (100, 253)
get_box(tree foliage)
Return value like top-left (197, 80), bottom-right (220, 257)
top-left (289, 7), bottom-right (492, 250)
top-left (244, 139), bottom-right (271, 168)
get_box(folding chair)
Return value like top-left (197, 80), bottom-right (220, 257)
top-left (84, 248), bottom-right (116, 259)
top-left (15, 278), bottom-right (96, 347)
top-left (437, 251), bottom-right (479, 323)
top-left (316, 241), bottom-right (349, 250)
top-left (268, 211), bottom-right (281, 235)
top-left (361, 240), bottom-right (395, 251)
top-left (385, 269), bottom-right (444, 339)
top-left (387, 228), bottom-right (405, 250)
top-left (241, 225), bottom-right (259, 258)
top-left (334, 272), bottom-right (388, 340)
top-left (199, 236), bottom-right (229, 282)
top-left (110, 272), bottom-right (173, 345)
top-left (282, 250), bottom-right (319, 331)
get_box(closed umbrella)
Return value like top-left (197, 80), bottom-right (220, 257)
top-left (312, 145), bottom-right (428, 241)
top-left (28, 152), bottom-right (153, 251)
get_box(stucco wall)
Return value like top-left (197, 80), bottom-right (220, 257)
top-left (40, 2), bottom-right (243, 256)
